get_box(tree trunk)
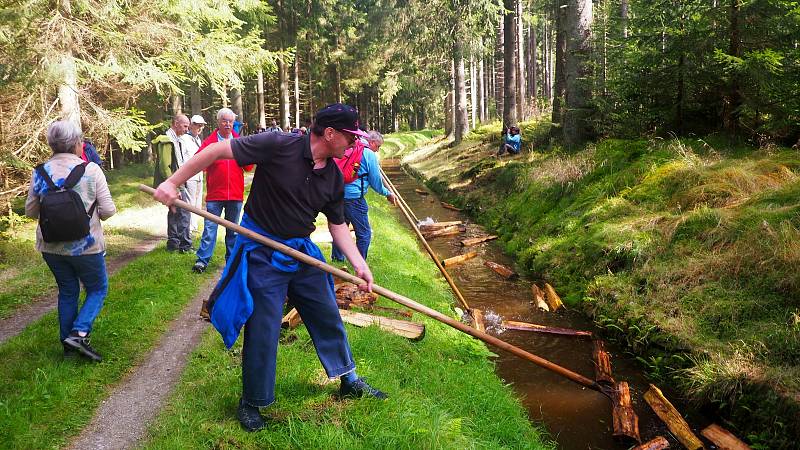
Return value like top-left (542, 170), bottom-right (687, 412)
top-left (552, 0), bottom-right (567, 125)
top-left (470, 54), bottom-right (477, 129)
top-left (563, 0), bottom-right (593, 148)
top-left (676, 54), bottom-right (685, 134)
top-left (229, 88), bottom-right (241, 121)
top-left (621, 0), bottom-right (629, 39)
top-left (725, 0), bottom-right (742, 134)
top-left (515, 0), bottom-right (526, 120)
top-left (278, 59), bottom-right (290, 129)
top-left (496, 15), bottom-right (505, 121)
top-left (294, 54), bottom-right (300, 128)
top-left (58, 52), bottom-right (81, 131)
top-left (478, 54), bottom-right (486, 123)
top-left (334, 63), bottom-right (342, 103)
top-left (171, 94), bottom-right (183, 116)
top-left (257, 68), bottom-right (266, 129)
top-left (544, 19), bottom-right (551, 100)
top-left (502, 0), bottom-right (518, 130)
top-left (453, 36), bottom-right (469, 144)
top-left (190, 82), bottom-right (202, 116)
top-left (307, 49), bottom-right (314, 115)
top-left (530, 22), bottom-right (538, 105)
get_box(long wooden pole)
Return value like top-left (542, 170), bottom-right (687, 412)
top-left (379, 166), bottom-right (418, 222)
top-left (377, 168), bottom-right (471, 312)
top-left (139, 184), bottom-right (597, 390)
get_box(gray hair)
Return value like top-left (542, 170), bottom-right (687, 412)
top-left (368, 130), bottom-right (383, 145)
top-left (47, 120), bottom-right (83, 154)
top-left (217, 108), bottom-right (236, 121)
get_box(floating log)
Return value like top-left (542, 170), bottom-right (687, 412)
top-left (503, 320), bottom-right (592, 337)
top-left (418, 220), bottom-right (462, 232)
top-left (483, 261), bottom-right (518, 279)
top-left (592, 339), bottom-right (615, 385)
top-left (612, 381), bottom-right (642, 443)
top-left (531, 284), bottom-right (549, 311)
top-left (281, 308), bottom-right (302, 329)
top-left (441, 251), bottom-right (478, 267)
top-left (472, 308), bottom-right (485, 332)
top-left (414, 188), bottom-right (429, 196)
top-left (632, 436), bottom-right (670, 450)
top-left (335, 282), bottom-right (378, 309)
top-left (701, 424), bottom-right (751, 450)
top-left (441, 202), bottom-right (462, 211)
top-left (422, 225), bottom-right (462, 239)
top-left (543, 283), bottom-right (564, 311)
top-left (644, 384), bottom-right (704, 450)
top-left (339, 309), bottom-right (425, 340)
top-left (460, 235), bottom-right (498, 247)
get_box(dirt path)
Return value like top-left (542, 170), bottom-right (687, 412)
top-left (0, 236), bottom-right (163, 345)
top-left (67, 270), bottom-right (219, 450)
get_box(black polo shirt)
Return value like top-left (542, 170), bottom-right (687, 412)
top-left (231, 132), bottom-right (345, 238)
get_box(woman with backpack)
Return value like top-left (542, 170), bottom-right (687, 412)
top-left (25, 120), bottom-right (117, 362)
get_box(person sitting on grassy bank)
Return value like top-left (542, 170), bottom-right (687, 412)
top-left (497, 126), bottom-right (521, 156)
top-left (152, 103), bottom-right (387, 433)
top-left (25, 120), bottom-right (117, 362)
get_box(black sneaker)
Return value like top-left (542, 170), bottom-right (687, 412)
top-left (62, 343), bottom-right (78, 360)
top-left (237, 398), bottom-right (268, 432)
top-left (63, 331), bottom-right (102, 362)
top-left (192, 262), bottom-right (206, 273)
top-left (339, 377), bottom-right (388, 400)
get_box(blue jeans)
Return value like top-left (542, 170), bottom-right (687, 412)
top-left (242, 246), bottom-right (355, 407)
top-left (42, 252), bottom-right (108, 342)
top-left (331, 197), bottom-right (371, 261)
top-left (196, 200), bottom-right (242, 266)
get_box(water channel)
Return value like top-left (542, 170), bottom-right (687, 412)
top-left (381, 160), bottom-right (684, 450)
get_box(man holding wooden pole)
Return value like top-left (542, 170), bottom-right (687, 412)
top-left (153, 103), bottom-right (387, 432)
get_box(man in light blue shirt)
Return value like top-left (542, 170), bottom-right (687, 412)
top-left (331, 130), bottom-right (396, 262)
top-left (498, 125), bottom-right (521, 156)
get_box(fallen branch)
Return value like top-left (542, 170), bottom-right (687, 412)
top-left (422, 225), bottom-right (463, 239)
top-left (592, 339), bottom-right (615, 385)
top-left (419, 220), bottom-right (462, 232)
top-left (414, 188), bottom-right (429, 196)
top-left (440, 201), bottom-right (462, 211)
top-left (531, 284), bottom-right (550, 311)
top-left (700, 424), bottom-right (750, 450)
top-left (484, 261), bottom-right (518, 279)
top-left (502, 320), bottom-right (592, 337)
top-left (613, 381), bottom-right (642, 443)
top-left (441, 251), bottom-right (478, 267)
top-left (543, 283), bottom-right (564, 311)
top-left (460, 235), bottom-right (498, 247)
top-left (632, 436), bottom-right (669, 450)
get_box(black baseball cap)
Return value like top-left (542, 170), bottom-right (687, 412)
top-left (314, 103), bottom-right (369, 138)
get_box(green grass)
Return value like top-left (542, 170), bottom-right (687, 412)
top-left (0, 244), bottom-right (225, 449)
top-left (141, 191), bottom-right (552, 449)
top-left (397, 124), bottom-right (800, 447)
top-left (0, 163), bottom-right (165, 318)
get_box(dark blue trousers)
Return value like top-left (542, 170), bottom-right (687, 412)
top-left (242, 246), bottom-right (355, 407)
top-left (331, 197), bottom-right (372, 261)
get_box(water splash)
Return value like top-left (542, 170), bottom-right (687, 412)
top-left (484, 310), bottom-right (507, 334)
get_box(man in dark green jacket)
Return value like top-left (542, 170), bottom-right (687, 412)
top-left (153, 114), bottom-right (192, 252)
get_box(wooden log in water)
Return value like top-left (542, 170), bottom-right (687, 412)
top-left (593, 339), bottom-right (616, 385)
top-left (483, 261), bottom-right (518, 279)
top-left (644, 384), bottom-right (704, 450)
top-left (281, 308), bottom-right (302, 329)
top-left (612, 381), bottom-right (642, 444)
top-left (472, 308), bottom-right (485, 331)
top-left (414, 188), bottom-right (429, 196)
top-left (460, 235), bottom-right (498, 247)
top-left (531, 284), bottom-right (550, 311)
top-left (418, 220), bottom-right (463, 232)
top-left (632, 436), bottom-right (670, 450)
top-left (441, 251), bottom-right (478, 267)
top-left (339, 309), bottom-right (425, 340)
top-left (503, 320), bottom-right (592, 337)
top-left (543, 282), bottom-right (564, 311)
top-left (422, 225), bottom-right (463, 239)
top-left (700, 424), bottom-right (751, 450)
top-left (441, 201), bottom-right (462, 211)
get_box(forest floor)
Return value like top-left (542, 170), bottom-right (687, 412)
top-left (390, 124), bottom-right (800, 448)
top-left (0, 161), bottom-right (550, 449)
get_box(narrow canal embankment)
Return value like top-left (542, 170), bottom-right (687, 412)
top-left (387, 125), bottom-right (800, 449)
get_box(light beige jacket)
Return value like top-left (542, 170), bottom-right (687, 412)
top-left (25, 153), bottom-right (116, 256)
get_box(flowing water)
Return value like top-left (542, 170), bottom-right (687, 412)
top-left (382, 161), bottom-right (692, 449)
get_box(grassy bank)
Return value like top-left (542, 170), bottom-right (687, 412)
top-left (392, 127), bottom-right (800, 448)
top-left (0, 163), bottom-right (167, 318)
top-left (141, 190), bottom-right (551, 449)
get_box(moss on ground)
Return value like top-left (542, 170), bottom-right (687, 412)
top-left (391, 127), bottom-right (800, 448)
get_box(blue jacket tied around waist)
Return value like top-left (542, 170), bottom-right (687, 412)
top-left (208, 213), bottom-right (335, 348)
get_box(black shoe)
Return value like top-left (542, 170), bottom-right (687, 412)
top-left (339, 377), bottom-right (388, 400)
top-left (62, 343), bottom-right (78, 359)
top-left (63, 331), bottom-right (102, 362)
top-left (237, 398), bottom-right (268, 432)
top-left (192, 262), bottom-right (206, 273)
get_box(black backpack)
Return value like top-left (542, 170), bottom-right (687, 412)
top-left (35, 163), bottom-right (97, 243)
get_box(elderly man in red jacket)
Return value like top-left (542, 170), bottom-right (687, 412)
top-left (192, 108), bottom-right (253, 274)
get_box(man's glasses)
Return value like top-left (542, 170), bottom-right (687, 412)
top-left (338, 130), bottom-right (356, 145)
